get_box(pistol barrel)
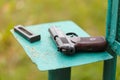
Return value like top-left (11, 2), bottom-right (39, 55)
top-left (48, 26), bottom-right (75, 55)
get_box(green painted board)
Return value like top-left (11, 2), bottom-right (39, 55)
top-left (11, 21), bottom-right (112, 71)
top-left (106, 0), bottom-right (120, 55)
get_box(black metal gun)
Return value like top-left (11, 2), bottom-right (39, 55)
top-left (48, 26), bottom-right (107, 55)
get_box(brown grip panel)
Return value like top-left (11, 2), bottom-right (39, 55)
top-left (72, 37), bottom-right (107, 52)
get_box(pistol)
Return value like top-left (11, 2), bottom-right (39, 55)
top-left (48, 26), bottom-right (107, 55)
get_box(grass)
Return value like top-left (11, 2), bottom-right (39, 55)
top-left (0, 0), bottom-right (120, 80)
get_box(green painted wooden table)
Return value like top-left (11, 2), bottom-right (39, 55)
top-left (11, 21), bottom-right (113, 80)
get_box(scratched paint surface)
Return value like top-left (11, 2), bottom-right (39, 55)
top-left (11, 21), bottom-right (112, 71)
top-left (106, 0), bottom-right (120, 55)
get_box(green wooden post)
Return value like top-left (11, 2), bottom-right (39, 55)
top-left (48, 67), bottom-right (71, 80)
top-left (103, 0), bottom-right (120, 80)
top-left (103, 49), bottom-right (117, 80)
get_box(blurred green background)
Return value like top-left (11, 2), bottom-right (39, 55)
top-left (0, 0), bottom-right (120, 80)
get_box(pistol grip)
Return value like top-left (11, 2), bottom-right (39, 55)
top-left (71, 37), bottom-right (107, 52)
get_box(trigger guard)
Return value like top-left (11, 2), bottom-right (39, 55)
top-left (66, 32), bottom-right (78, 37)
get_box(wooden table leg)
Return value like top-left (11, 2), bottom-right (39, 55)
top-left (103, 53), bottom-right (117, 80)
top-left (48, 67), bottom-right (71, 80)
